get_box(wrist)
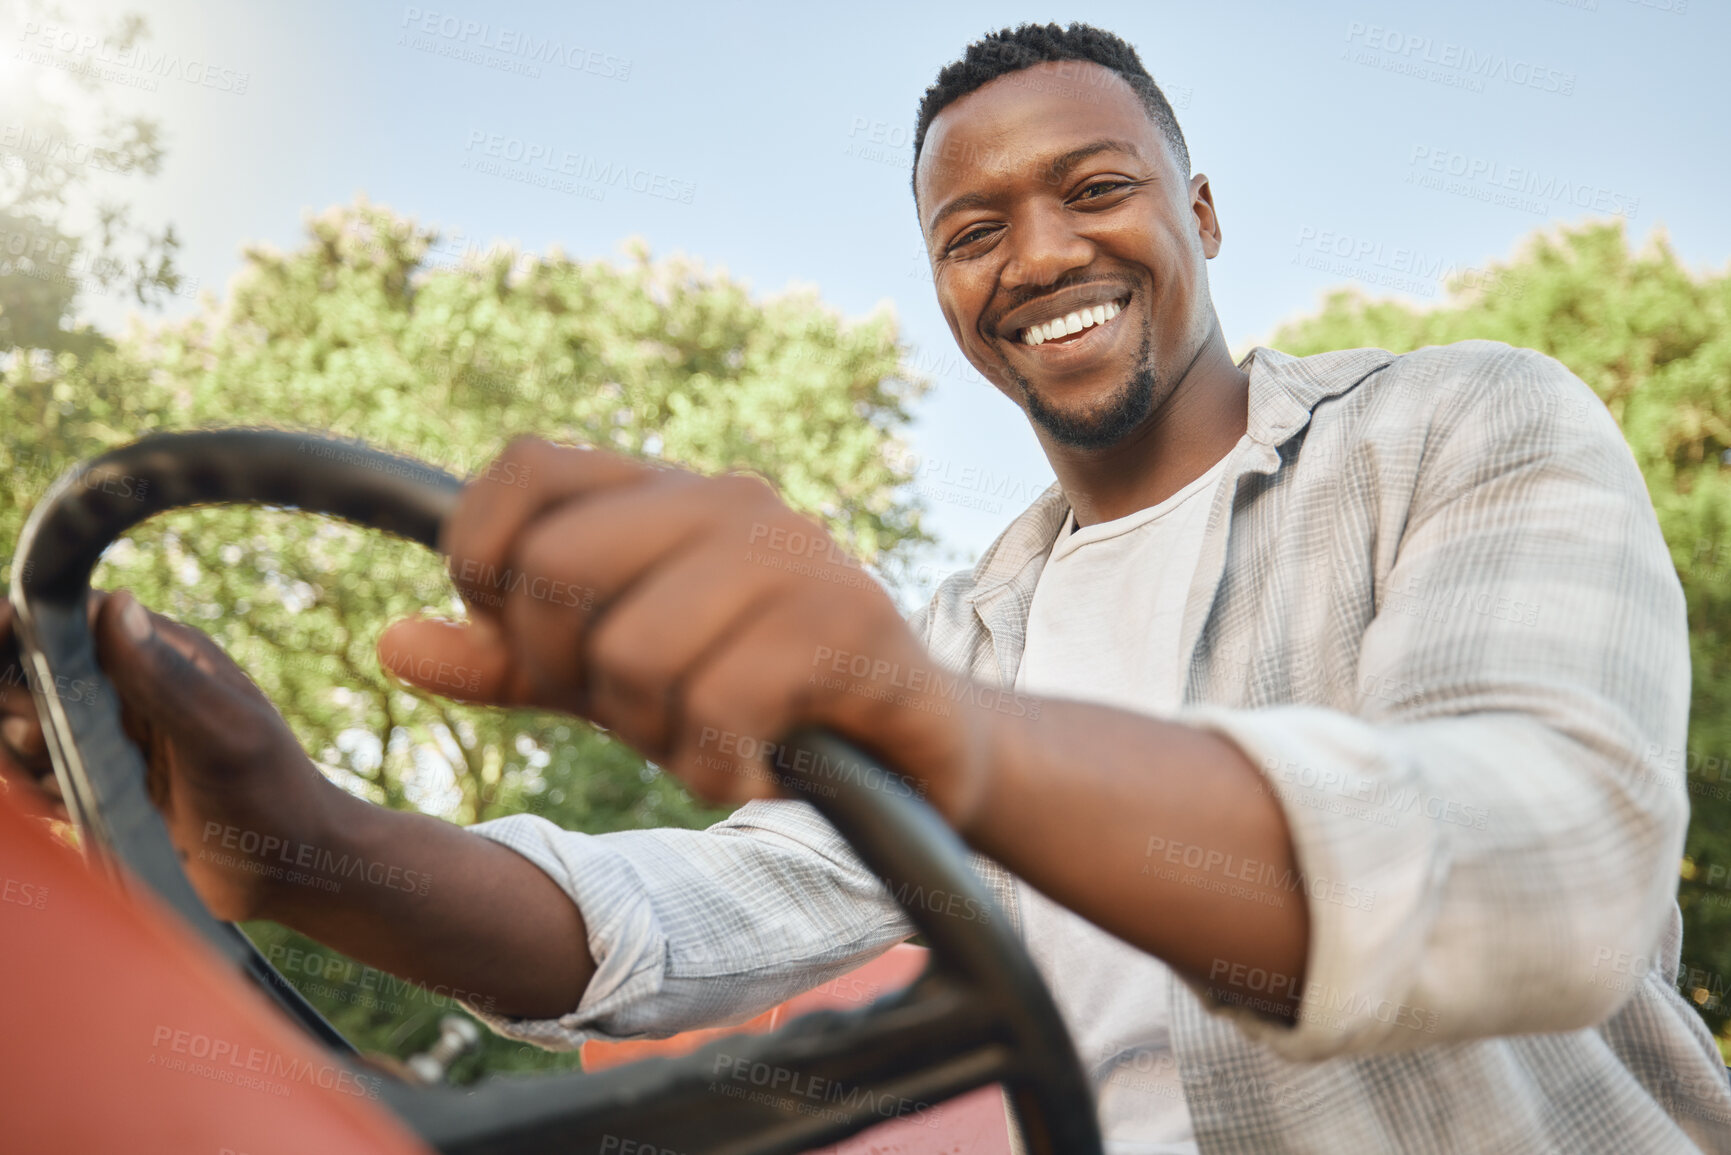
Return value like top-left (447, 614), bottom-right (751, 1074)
top-left (932, 682), bottom-right (1026, 841)
top-left (247, 767), bottom-right (370, 924)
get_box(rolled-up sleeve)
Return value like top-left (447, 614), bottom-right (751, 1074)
top-left (462, 798), bottom-right (914, 1049)
top-left (1176, 346), bottom-right (1692, 1061)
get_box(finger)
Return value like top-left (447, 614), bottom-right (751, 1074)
top-left (0, 755), bottom-right (67, 823)
top-left (664, 599), bottom-right (859, 806)
top-left (376, 614), bottom-right (533, 708)
top-left (0, 595), bottom-right (110, 775)
top-left (441, 438), bottom-right (667, 619)
top-left (0, 712), bottom-right (46, 764)
top-left (583, 541), bottom-right (789, 753)
top-left (496, 472), bottom-right (733, 712)
top-left (0, 599), bottom-right (32, 719)
top-left (90, 591), bottom-right (255, 742)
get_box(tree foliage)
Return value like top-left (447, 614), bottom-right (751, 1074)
top-left (1272, 220), bottom-right (1731, 1054)
top-left (1, 199), bottom-right (932, 1075)
top-left (0, 3), bottom-right (181, 356)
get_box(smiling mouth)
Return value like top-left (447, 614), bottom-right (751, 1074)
top-left (1016, 296), bottom-right (1129, 347)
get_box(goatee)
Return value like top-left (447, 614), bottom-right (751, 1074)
top-left (1011, 329), bottom-right (1157, 450)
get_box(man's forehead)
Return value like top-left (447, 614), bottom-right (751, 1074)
top-left (914, 60), bottom-right (1163, 223)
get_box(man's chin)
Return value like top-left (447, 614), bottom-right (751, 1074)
top-left (1020, 368), bottom-right (1157, 451)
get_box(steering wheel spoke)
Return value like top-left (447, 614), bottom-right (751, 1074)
top-left (392, 974), bottom-right (1012, 1155)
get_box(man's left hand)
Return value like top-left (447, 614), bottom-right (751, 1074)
top-left (378, 436), bottom-right (994, 824)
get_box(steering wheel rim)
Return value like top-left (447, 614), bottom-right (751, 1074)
top-left (10, 428), bottom-right (1104, 1155)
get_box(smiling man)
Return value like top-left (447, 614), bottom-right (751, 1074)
top-left (4, 20), bottom-right (1729, 1155)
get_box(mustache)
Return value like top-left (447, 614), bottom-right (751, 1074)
top-left (987, 276), bottom-right (1130, 331)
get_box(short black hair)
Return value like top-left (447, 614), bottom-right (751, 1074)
top-left (911, 23), bottom-right (1190, 199)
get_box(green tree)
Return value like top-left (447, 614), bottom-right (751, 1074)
top-left (1, 198), bottom-right (933, 1076)
top-left (0, 2), bottom-right (181, 356)
top-left (1271, 219), bottom-right (1731, 1057)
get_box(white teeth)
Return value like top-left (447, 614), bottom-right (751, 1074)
top-left (1019, 297), bottom-right (1127, 345)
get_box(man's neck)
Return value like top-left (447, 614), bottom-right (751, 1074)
top-left (1045, 332), bottom-right (1251, 529)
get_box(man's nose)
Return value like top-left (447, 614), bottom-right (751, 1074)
top-left (999, 204), bottom-right (1095, 292)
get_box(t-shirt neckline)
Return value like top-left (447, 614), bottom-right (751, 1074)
top-left (1056, 441), bottom-right (1241, 558)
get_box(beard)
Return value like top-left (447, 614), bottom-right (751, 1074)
top-left (1007, 327), bottom-right (1158, 450)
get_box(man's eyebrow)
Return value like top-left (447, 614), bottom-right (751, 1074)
top-left (923, 138), bottom-right (1148, 240)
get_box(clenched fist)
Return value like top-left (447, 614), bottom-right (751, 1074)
top-left (377, 437), bottom-right (996, 827)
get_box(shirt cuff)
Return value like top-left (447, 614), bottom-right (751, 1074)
top-left (1169, 703), bottom-right (1446, 1062)
top-left (460, 813), bottom-right (670, 1050)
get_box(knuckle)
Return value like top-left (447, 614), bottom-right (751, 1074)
top-left (500, 433), bottom-right (552, 463)
top-left (586, 616), bottom-right (659, 693)
top-left (680, 678), bottom-right (750, 755)
top-left (716, 471), bottom-right (779, 508)
top-left (511, 519), bottom-right (565, 583)
top-left (488, 434), bottom-right (562, 486)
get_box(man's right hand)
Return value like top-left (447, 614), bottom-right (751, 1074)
top-left (0, 587), bottom-right (594, 1020)
top-left (0, 589), bottom-right (345, 923)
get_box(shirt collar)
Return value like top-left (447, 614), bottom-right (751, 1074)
top-left (960, 344), bottom-right (1396, 608)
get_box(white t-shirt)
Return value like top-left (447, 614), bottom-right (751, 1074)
top-left (1012, 443), bottom-right (1241, 1155)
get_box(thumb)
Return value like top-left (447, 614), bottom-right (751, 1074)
top-left (92, 590), bottom-right (217, 735)
top-left (377, 615), bottom-right (522, 706)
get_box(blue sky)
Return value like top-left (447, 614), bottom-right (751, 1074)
top-left (17, 0), bottom-right (1728, 602)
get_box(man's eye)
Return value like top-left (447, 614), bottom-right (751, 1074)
top-left (1077, 180), bottom-right (1128, 200)
top-left (948, 226), bottom-right (995, 252)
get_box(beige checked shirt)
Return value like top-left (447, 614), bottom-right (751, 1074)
top-left (470, 340), bottom-right (1731, 1153)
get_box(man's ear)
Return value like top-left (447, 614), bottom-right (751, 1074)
top-left (1191, 174), bottom-right (1223, 259)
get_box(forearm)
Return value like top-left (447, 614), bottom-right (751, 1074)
top-left (259, 784), bottom-right (595, 1020)
top-left (961, 697), bottom-right (1309, 1018)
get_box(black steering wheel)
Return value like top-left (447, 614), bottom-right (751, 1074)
top-left (9, 429), bottom-right (1103, 1155)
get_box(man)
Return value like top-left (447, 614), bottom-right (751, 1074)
top-left (3, 21), bottom-right (1728, 1154)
